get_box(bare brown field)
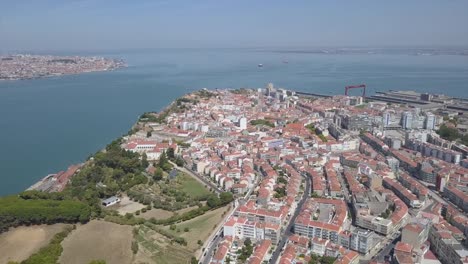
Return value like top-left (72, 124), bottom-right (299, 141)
top-left (133, 224), bottom-right (193, 264)
top-left (0, 224), bottom-right (66, 263)
top-left (140, 208), bottom-right (174, 220)
top-left (59, 220), bottom-right (133, 264)
top-left (117, 195), bottom-right (146, 215)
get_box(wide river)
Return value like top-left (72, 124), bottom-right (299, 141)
top-left (1, 49), bottom-right (467, 196)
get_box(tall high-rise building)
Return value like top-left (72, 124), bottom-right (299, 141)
top-left (383, 111), bottom-right (391, 127)
top-left (239, 117), bottom-right (247, 130)
top-left (266, 83), bottom-right (274, 97)
top-left (402, 112), bottom-right (413, 130)
top-left (425, 112), bottom-right (435, 130)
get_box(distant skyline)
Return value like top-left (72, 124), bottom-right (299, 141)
top-left (1, 0), bottom-right (468, 52)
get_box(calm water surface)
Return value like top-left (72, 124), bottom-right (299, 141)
top-left (1, 49), bottom-right (467, 195)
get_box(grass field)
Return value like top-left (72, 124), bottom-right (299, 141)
top-left (164, 206), bottom-right (229, 250)
top-left (134, 224), bottom-right (193, 264)
top-left (59, 220), bottom-right (133, 264)
top-left (177, 173), bottom-right (210, 198)
top-left (134, 205), bottom-right (230, 263)
top-left (0, 224), bottom-right (66, 263)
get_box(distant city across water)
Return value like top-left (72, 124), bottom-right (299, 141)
top-left (0, 48), bottom-right (467, 196)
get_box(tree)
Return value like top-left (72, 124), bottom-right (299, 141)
top-left (170, 224), bottom-right (177, 230)
top-left (191, 257), bottom-right (198, 264)
top-left (131, 241), bottom-right (139, 254)
top-left (220, 192), bottom-right (234, 205)
top-left (167, 147), bottom-right (175, 160)
top-left (153, 168), bottom-right (164, 181)
top-left (244, 238), bottom-right (252, 247)
top-left (146, 131), bottom-right (152, 138)
top-left (158, 151), bottom-right (168, 167)
top-left (141, 153), bottom-right (149, 168)
top-left (175, 157), bottom-right (185, 167)
top-left (184, 227), bottom-right (190, 232)
top-left (197, 240), bottom-right (203, 245)
top-left (207, 194), bottom-right (221, 208)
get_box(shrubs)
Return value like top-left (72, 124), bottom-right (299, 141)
top-left (131, 241), bottom-right (139, 254)
top-left (144, 223), bottom-right (187, 246)
top-left (0, 195), bottom-right (91, 233)
top-left (103, 214), bottom-right (145, 226)
top-left (21, 225), bottom-right (74, 264)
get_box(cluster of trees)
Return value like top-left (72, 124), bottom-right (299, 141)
top-left (306, 124), bottom-right (328, 142)
top-left (146, 192), bottom-right (232, 226)
top-left (207, 192), bottom-right (234, 208)
top-left (308, 254), bottom-right (336, 264)
top-left (277, 176), bottom-right (288, 185)
top-left (231, 88), bottom-right (250, 94)
top-left (176, 97), bottom-right (199, 106)
top-left (437, 124), bottom-right (468, 145)
top-left (166, 147), bottom-right (185, 167)
top-left (250, 119), bottom-right (275, 128)
top-left (237, 238), bottom-right (254, 262)
top-left (17, 225), bottom-right (75, 264)
top-left (196, 89), bottom-right (216, 98)
top-left (0, 193), bottom-right (90, 233)
top-left (274, 186), bottom-right (287, 198)
top-left (139, 112), bottom-right (165, 123)
top-left (306, 124), bottom-right (316, 134)
top-left (64, 138), bottom-right (149, 215)
top-left (157, 151), bottom-right (173, 172)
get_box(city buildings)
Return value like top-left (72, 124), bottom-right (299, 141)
top-left (120, 87), bottom-right (468, 264)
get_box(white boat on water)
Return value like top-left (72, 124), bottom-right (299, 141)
top-left (258, 64), bottom-right (263, 67)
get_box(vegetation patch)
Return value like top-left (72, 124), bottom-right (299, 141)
top-left (17, 225), bottom-right (74, 264)
top-left (437, 124), bottom-right (468, 145)
top-left (0, 192), bottom-right (90, 234)
top-left (250, 119), bottom-right (275, 127)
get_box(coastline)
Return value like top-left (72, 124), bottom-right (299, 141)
top-left (20, 87), bottom-right (468, 195)
top-left (0, 65), bottom-right (127, 82)
top-left (0, 54), bottom-right (126, 81)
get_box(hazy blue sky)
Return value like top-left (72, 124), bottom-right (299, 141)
top-left (1, 0), bottom-right (468, 52)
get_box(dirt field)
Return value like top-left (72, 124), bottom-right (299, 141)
top-left (0, 224), bottom-right (66, 263)
top-left (116, 195), bottom-right (147, 215)
top-left (140, 208), bottom-right (174, 220)
top-left (134, 224), bottom-right (193, 264)
top-left (59, 220), bottom-right (133, 264)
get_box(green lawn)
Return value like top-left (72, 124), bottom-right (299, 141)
top-left (177, 174), bottom-right (210, 198)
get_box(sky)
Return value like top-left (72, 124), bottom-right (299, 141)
top-left (1, 0), bottom-right (468, 52)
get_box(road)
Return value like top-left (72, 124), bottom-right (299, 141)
top-left (371, 233), bottom-right (401, 263)
top-left (269, 171), bottom-right (311, 264)
top-left (199, 169), bottom-right (260, 264)
top-left (199, 203), bottom-right (237, 264)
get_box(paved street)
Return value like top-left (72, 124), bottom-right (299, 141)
top-left (200, 169), bottom-right (261, 264)
top-left (371, 233), bottom-right (401, 262)
top-left (269, 172), bottom-right (311, 264)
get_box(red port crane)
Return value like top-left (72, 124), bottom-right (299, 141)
top-left (345, 84), bottom-right (366, 97)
